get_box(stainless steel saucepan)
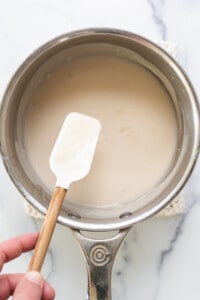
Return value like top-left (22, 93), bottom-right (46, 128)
top-left (0, 29), bottom-right (199, 299)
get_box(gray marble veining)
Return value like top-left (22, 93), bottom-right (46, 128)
top-left (147, 0), bottom-right (167, 39)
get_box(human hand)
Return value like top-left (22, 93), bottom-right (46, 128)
top-left (0, 232), bottom-right (55, 300)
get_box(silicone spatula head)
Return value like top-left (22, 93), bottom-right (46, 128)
top-left (49, 112), bottom-right (101, 189)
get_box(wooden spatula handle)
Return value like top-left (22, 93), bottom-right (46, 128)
top-left (28, 187), bottom-right (67, 272)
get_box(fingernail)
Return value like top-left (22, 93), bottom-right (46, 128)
top-left (26, 271), bottom-right (43, 286)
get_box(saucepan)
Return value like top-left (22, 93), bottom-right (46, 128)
top-left (0, 29), bottom-right (199, 299)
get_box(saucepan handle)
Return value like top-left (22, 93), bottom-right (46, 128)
top-left (72, 228), bottom-right (130, 300)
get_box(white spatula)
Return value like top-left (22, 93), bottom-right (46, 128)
top-left (28, 112), bottom-right (101, 272)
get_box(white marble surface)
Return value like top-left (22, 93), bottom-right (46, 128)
top-left (1, 1), bottom-right (200, 299)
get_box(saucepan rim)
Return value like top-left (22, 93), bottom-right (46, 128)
top-left (0, 28), bottom-right (199, 231)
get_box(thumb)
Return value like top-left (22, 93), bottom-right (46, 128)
top-left (13, 271), bottom-right (44, 300)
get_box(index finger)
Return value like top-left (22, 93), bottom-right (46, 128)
top-left (0, 232), bottom-right (39, 271)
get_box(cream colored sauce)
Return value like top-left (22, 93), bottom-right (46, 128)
top-left (24, 56), bottom-right (177, 206)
